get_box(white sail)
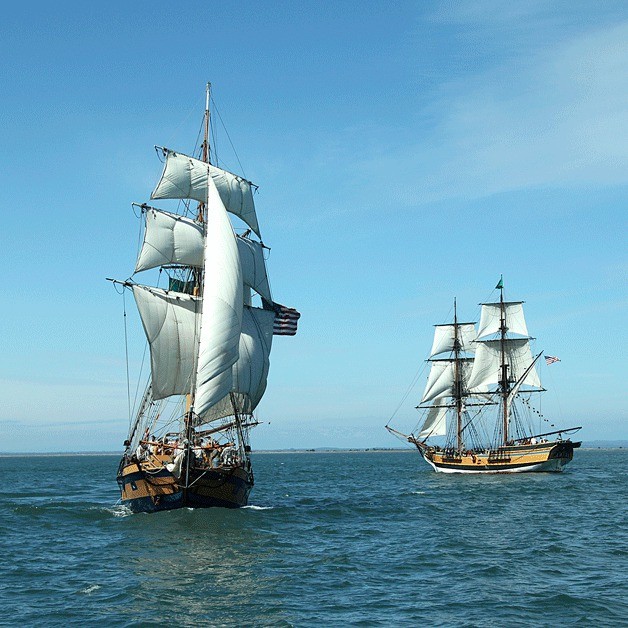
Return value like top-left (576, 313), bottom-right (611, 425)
top-left (418, 403), bottom-right (448, 439)
top-left (135, 208), bottom-right (204, 273)
top-left (193, 176), bottom-right (243, 416)
top-left (234, 306), bottom-right (275, 408)
top-left (430, 323), bottom-right (477, 357)
top-left (422, 361), bottom-right (453, 403)
top-left (477, 302), bottom-right (529, 339)
top-left (237, 236), bottom-right (272, 302)
top-left (151, 149), bottom-right (260, 237)
top-left (134, 209), bottom-right (271, 304)
top-left (198, 306), bottom-right (275, 424)
top-left (132, 285), bottom-right (200, 400)
top-left (422, 359), bottom-right (476, 403)
top-left (467, 339), bottom-right (541, 391)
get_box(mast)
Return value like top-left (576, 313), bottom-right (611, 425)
top-left (202, 82), bottom-right (211, 164)
top-left (498, 276), bottom-right (509, 444)
top-left (453, 298), bottom-right (463, 450)
top-left (184, 83), bottom-right (212, 487)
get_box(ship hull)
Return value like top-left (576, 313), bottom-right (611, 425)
top-left (117, 460), bottom-right (253, 513)
top-left (414, 440), bottom-right (580, 474)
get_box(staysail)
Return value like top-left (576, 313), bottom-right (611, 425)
top-left (193, 175), bottom-right (243, 417)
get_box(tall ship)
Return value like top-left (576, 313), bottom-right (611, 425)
top-left (387, 279), bottom-right (580, 473)
top-left (111, 84), bottom-right (299, 512)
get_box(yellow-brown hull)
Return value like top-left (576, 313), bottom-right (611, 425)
top-left (414, 441), bottom-right (579, 474)
top-left (117, 458), bottom-right (253, 513)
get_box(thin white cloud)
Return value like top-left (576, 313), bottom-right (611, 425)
top-left (353, 19), bottom-right (628, 207)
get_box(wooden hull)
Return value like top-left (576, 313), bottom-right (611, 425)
top-left (117, 460), bottom-right (253, 513)
top-left (414, 440), bottom-right (580, 474)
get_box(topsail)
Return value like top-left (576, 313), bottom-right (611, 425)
top-left (152, 149), bottom-right (261, 237)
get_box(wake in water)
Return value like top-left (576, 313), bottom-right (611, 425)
top-left (107, 504), bottom-right (132, 518)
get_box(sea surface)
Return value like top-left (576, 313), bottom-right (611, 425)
top-left (0, 449), bottom-right (626, 626)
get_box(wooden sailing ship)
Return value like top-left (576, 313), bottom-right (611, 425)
top-left (387, 279), bottom-right (580, 473)
top-left (112, 84), bottom-right (299, 512)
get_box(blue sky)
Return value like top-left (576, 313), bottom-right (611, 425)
top-left (0, 1), bottom-right (626, 452)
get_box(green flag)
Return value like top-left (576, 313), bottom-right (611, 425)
top-left (495, 275), bottom-right (504, 290)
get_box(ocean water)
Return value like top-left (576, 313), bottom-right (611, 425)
top-left (0, 449), bottom-right (626, 626)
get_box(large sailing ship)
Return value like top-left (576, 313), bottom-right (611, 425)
top-left (387, 280), bottom-right (580, 473)
top-left (111, 84), bottom-right (299, 512)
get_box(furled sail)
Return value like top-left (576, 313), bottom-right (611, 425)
top-left (135, 208), bottom-right (204, 273)
top-left (197, 306), bottom-right (275, 424)
top-left (477, 302), bottom-right (529, 339)
top-left (467, 339), bottom-right (541, 391)
top-left (193, 176), bottom-right (244, 416)
top-left (132, 285), bottom-right (200, 399)
top-left (430, 323), bottom-right (477, 357)
top-left (151, 149), bottom-right (260, 237)
top-left (418, 403), bottom-right (448, 439)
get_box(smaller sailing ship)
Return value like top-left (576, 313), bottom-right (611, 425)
top-left (111, 84), bottom-right (299, 512)
top-left (387, 279), bottom-right (580, 473)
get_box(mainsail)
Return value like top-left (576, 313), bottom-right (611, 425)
top-left (467, 338), bottom-right (541, 391)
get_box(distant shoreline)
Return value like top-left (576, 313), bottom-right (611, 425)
top-left (0, 446), bottom-right (625, 458)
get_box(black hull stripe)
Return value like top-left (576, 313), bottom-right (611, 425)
top-left (432, 458), bottom-right (564, 471)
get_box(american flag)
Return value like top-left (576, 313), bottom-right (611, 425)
top-left (263, 299), bottom-right (301, 336)
top-left (545, 355), bottom-right (561, 365)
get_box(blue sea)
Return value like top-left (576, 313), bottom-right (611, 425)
top-left (0, 449), bottom-right (626, 626)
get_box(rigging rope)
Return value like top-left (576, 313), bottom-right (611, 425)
top-left (211, 96), bottom-right (247, 179)
top-left (385, 360), bottom-right (426, 428)
top-left (123, 290), bottom-right (132, 428)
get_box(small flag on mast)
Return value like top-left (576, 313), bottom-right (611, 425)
top-left (495, 275), bottom-right (504, 290)
top-left (545, 355), bottom-right (560, 365)
top-left (263, 299), bottom-right (301, 336)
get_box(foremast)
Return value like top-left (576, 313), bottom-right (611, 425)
top-left (417, 303), bottom-right (477, 448)
top-left (183, 83), bottom-right (211, 489)
top-left (497, 277), bottom-right (509, 445)
top-left (453, 299), bottom-right (463, 450)
top-left (185, 81), bottom-right (211, 446)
